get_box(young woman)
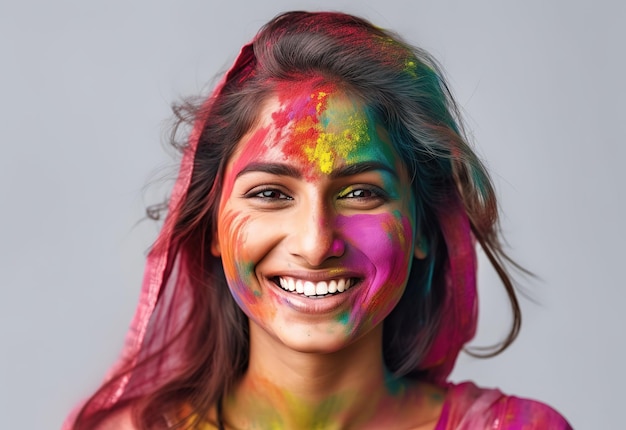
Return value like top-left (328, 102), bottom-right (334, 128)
top-left (67, 11), bottom-right (571, 429)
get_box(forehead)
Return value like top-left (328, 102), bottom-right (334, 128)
top-left (228, 81), bottom-right (402, 177)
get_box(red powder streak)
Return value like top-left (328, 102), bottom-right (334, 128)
top-left (267, 80), bottom-right (343, 179)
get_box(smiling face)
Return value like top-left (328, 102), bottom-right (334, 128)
top-left (212, 80), bottom-right (421, 354)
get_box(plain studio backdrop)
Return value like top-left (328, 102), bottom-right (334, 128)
top-left (1, 1), bottom-right (624, 428)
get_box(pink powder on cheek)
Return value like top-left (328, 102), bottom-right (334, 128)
top-left (336, 212), bottom-right (415, 328)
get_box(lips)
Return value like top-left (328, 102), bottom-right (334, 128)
top-left (274, 276), bottom-right (357, 297)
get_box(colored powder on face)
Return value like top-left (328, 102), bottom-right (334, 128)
top-left (228, 254), bottom-right (260, 307)
top-left (218, 209), bottom-right (280, 321)
top-left (336, 310), bottom-right (350, 326)
top-left (219, 210), bottom-right (250, 282)
top-left (335, 211), bottom-right (415, 334)
top-left (314, 91), bottom-right (327, 115)
top-left (307, 108), bottom-right (369, 174)
top-left (221, 125), bottom-right (272, 203)
top-left (272, 84), bottom-right (372, 177)
top-left (385, 210), bottom-right (409, 249)
top-left (219, 80), bottom-right (418, 339)
top-left (235, 260), bottom-right (255, 287)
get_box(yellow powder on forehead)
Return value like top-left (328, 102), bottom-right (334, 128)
top-left (304, 113), bottom-right (370, 174)
top-left (307, 90), bottom-right (372, 174)
top-left (315, 91), bottom-right (328, 115)
top-left (277, 87), bottom-right (373, 175)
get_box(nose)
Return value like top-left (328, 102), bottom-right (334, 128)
top-left (287, 200), bottom-right (345, 267)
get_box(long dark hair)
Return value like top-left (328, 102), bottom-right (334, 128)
top-left (72, 11), bottom-right (521, 429)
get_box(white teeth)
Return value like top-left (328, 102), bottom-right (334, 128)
top-left (276, 277), bottom-right (355, 297)
top-left (337, 278), bottom-right (345, 292)
top-left (328, 280), bottom-right (337, 293)
top-left (316, 281), bottom-right (328, 295)
top-left (303, 281), bottom-right (316, 296)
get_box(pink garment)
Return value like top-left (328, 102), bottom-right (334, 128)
top-left (436, 382), bottom-right (572, 430)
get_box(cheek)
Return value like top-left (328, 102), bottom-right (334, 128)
top-left (218, 210), bottom-right (260, 307)
top-left (337, 211), bottom-right (414, 325)
top-left (218, 209), bottom-right (282, 322)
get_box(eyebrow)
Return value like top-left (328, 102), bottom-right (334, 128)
top-left (236, 162), bottom-right (302, 179)
top-left (329, 161), bottom-right (398, 180)
top-left (235, 160), bottom-right (398, 180)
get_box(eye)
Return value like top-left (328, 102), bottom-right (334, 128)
top-left (339, 185), bottom-right (386, 200)
top-left (245, 187), bottom-right (293, 201)
top-left (257, 189), bottom-right (291, 200)
top-left (342, 189), bottom-right (375, 199)
top-left (337, 185), bottom-right (389, 210)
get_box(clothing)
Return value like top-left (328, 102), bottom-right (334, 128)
top-left (437, 382), bottom-right (572, 430)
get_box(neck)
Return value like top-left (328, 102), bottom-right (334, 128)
top-left (221, 323), bottom-right (431, 430)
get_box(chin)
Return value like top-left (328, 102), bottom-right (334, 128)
top-left (277, 333), bottom-right (354, 355)
top-left (251, 316), bottom-right (378, 356)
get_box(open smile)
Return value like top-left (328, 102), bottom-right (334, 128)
top-left (272, 276), bottom-right (360, 297)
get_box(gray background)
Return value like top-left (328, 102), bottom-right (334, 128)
top-left (1, 1), bottom-right (624, 428)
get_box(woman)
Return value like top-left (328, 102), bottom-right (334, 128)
top-left (67, 11), bottom-right (571, 429)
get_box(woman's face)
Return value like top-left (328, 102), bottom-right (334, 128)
top-left (213, 81), bottom-right (421, 354)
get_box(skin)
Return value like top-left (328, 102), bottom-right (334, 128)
top-left (211, 80), bottom-right (442, 429)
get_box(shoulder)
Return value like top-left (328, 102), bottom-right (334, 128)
top-left (441, 381), bottom-right (572, 430)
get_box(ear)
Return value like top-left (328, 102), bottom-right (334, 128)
top-left (211, 232), bottom-right (221, 257)
top-left (414, 235), bottom-right (428, 260)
